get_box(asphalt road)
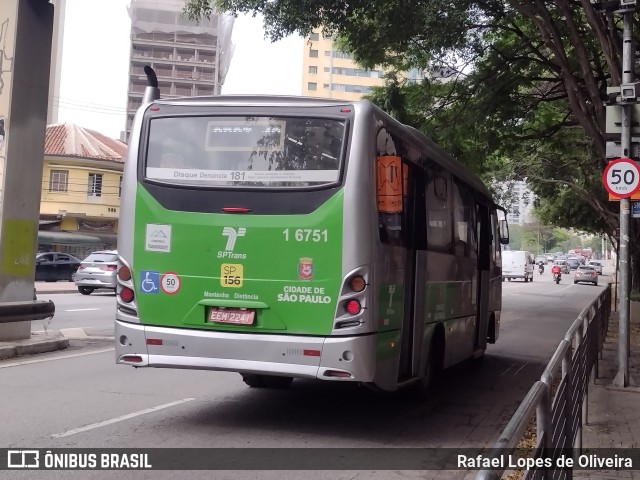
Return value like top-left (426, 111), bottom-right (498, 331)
top-left (1, 268), bottom-right (611, 480)
top-left (32, 291), bottom-right (116, 333)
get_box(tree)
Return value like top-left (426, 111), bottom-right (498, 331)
top-left (183, 0), bottom-right (638, 285)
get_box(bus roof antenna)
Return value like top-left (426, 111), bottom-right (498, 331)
top-left (143, 65), bottom-right (160, 103)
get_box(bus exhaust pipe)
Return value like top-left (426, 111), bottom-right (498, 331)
top-left (143, 65), bottom-right (160, 102)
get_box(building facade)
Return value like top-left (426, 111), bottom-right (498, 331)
top-left (40, 123), bottom-right (127, 259)
top-left (124, 0), bottom-right (234, 140)
top-left (300, 30), bottom-right (426, 101)
top-left (301, 31), bottom-right (386, 100)
top-left (505, 181), bottom-right (535, 225)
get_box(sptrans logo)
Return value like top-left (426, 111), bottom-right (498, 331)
top-left (218, 227), bottom-right (247, 259)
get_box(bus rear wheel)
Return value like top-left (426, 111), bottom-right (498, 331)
top-left (404, 340), bottom-right (442, 400)
top-left (241, 374), bottom-right (294, 389)
top-left (78, 286), bottom-right (94, 295)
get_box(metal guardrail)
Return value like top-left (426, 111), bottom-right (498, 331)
top-left (476, 286), bottom-right (611, 480)
top-left (0, 300), bottom-right (55, 323)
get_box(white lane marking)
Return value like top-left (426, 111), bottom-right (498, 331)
top-left (0, 348), bottom-right (114, 369)
top-left (500, 362), bottom-right (517, 376)
top-left (513, 362), bottom-right (529, 376)
top-left (66, 308), bottom-right (100, 312)
top-left (52, 398), bottom-right (196, 438)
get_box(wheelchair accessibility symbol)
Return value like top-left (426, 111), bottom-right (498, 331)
top-left (140, 270), bottom-right (160, 294)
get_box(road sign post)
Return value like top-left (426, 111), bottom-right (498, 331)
top-left (609, 4), bottom-right (636, 388)
top-left (602, 158), bottom-right (640, 198)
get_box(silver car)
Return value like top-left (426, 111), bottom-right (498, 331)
top-left (588, 261), bottom-right (603, 275)
top-left (574, 265), bottom-right (598, 286)
top-left (74, 250), bottom-right (118, 295)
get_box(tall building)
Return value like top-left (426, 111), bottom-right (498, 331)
top-left (505, 181), bottom-right (535, 225)
top-left (124, 0), bottom-right (234, 140)
top-left (47, 0), bottom-right (66, 125)
top-left (301, 30), bottom-right (424, 101)
top-left (301, 31), bottom-right (386, 100)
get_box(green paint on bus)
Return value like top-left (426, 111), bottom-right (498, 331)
top-left (131, 186), bottom-right (344, 336)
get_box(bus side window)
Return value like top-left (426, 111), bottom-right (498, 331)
top-left (376, 127), bottom-right (404, 246)
top-left (376, 159), bottom-right (406, 247)
top-left (451, 179), bottom-right (477, 257)
top-left (425, 170), bottom-right (452, 253)
top-left (491, 211), bottom-right (501, 265)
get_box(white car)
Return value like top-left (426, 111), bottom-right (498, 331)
top-left (588, 261), bottom-right (603, 275)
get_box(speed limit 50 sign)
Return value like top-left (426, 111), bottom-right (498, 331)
top-left (603, 158), bottom-right (640, 198)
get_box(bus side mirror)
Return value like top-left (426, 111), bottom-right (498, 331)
top-left (498, 219), bottom-right (509, 245)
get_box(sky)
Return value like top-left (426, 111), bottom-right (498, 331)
top-left (56, 0), bottom-right (303, 140)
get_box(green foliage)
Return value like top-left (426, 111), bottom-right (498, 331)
top-left (182, 0), bottom-right (637, 282)
top-left (508, 224), bottom-right (572, 254)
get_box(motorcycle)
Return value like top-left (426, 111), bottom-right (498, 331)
top-left (538, 263), bottom-right (545, 274)
top-left (553, 272), bottom-right (561, 284)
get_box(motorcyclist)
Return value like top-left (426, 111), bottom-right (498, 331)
top-left (551, 264), bottom-right (561, 281)
top-left (538, 261), bottom-right (545, 274)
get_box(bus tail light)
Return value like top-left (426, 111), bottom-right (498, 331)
top-left (146, 338), bottom-right (163, 346)
top-left (118, 265), bottom-right (131, 281)
top-left (345, 299), bottom-right (361, 315)
top-left (120, 287), bottom-right (134, 303)
top-left (348, 275), bottom-right (366, 292)
top-left (121, 355), bottom-right (143, 363)
top-left (101, 265), bottom-right (117, 271)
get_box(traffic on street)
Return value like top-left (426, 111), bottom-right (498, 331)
top-left (0, 264), bottom-right (613, 479)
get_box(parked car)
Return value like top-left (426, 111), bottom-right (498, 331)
top-left (574, 266), bottom-right (599, 286)
top-left (74, 250), bottom-right (118, 295)
top-left (35, 252), bottom-right (81, 282)
top-left (588, 260), bottom-right (603, 275)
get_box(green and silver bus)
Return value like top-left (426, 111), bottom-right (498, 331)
top-left (116, 73), bottom-right (508, 391)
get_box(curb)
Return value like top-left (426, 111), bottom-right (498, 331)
top-left (0, 335), bottom-right (69, 360)
top-left (36, 289), bottom-right (78, 295)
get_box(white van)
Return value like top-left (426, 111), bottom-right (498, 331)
top-left (502, 250), bottom-right (535, 282)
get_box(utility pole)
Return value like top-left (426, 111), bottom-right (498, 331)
top-left (600, 0), bottom-right (637, 387)
top-left (616, 5), bottom-right (635, 387)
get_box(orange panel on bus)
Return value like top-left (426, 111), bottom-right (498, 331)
top-left (376, 155), bottom-right (403, 213)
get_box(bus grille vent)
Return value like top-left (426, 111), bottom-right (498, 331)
top-left (335, 319), bottom-right (362, 329)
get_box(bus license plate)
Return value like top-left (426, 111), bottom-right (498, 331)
top-left (208, 307), bottom-right (255, 325)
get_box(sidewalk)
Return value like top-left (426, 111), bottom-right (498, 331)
top-left (574, 310), bottom-right (640, 479)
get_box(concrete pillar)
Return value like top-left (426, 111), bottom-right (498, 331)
top-left (47, 0), bottom-right (66, 124)
top-left (0, 0), bottom-right (54, 340)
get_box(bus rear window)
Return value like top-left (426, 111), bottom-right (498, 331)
top-left (145, 116), bottom-right (346, 188)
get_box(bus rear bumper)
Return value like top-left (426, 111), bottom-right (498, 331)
top-left (115, 320), bottom-right (377, 382)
